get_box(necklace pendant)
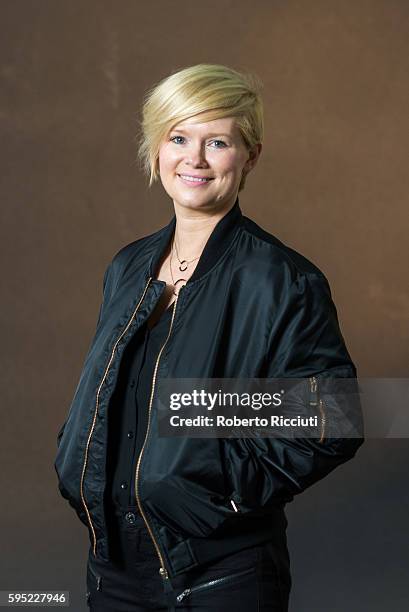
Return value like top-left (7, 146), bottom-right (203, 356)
top-left (179, 260), bottom-right (188, 272)
top-left (173, 277), bottom-right (186, 296)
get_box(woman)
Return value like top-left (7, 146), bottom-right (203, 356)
top-left (54, 63), bottom-right (363, 611)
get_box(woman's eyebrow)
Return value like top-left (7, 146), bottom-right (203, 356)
top-left (171, 128), bottom-right (232, 138)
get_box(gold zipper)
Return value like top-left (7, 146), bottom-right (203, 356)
top-left (80, 276), bottom-right (153, 556)
top-left (309, 376), bottom-right (317, 404)
top-left (318, 398), bottom-right (326, 443)
top-left (135, 290), bottom-right (181, 581)
top-left (309, 376), bottom-right (326, 443)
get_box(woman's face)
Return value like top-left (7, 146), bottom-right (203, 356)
top-left (158, 115), bottom-right (260, 212)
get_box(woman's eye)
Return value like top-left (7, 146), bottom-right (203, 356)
top-left (170, 135), bottom-right (185, 144)
top-left (210, 140), bottom-right (227, 148)
top-left (169, 136), bottom-right (227, 148)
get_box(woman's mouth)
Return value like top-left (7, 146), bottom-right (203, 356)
top-left (177, 174), bottom-right (214, 187)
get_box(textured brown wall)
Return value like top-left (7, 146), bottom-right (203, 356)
top-left (1, 1), bottom-right (408, 610)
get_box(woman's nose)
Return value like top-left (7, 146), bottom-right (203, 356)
top-left (186, 144), bottom-right (208, 166)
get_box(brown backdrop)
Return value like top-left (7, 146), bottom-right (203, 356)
top-left (1, 1), bottom-right (408, 610)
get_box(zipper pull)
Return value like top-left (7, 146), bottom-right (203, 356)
top-left (319, 398), bottom-right (326, 443)
top-left (176, 588), bottom-right (191, 603)
top-left (230, 498), bottom-right (240, 512)
top-left (159, 566), bottom-right (168, 579)
top-left (309, 376), bottom-right (318, 406)
top-left (310, 376), bottom-right (325, 441)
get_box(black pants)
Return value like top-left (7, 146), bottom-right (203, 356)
top-left (86, 502), bottom-right (291, 611)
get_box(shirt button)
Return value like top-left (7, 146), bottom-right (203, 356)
top-left (125, 512), bottom-right (136, 525)
top-left (127, 431), bottom-right (134, 439)
top-left (120, 482), bottom-right (128, 490)
top-left (130, 379), bottom-right (136, 388)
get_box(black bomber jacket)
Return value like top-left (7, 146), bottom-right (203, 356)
top-left (54, 197), bottom-right (363, 586)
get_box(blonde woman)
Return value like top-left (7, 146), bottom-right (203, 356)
top-left (54, 63), bottom-right (363, 611)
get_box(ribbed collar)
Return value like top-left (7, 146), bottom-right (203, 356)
top-left (147, 196), bottom-right (243, 284)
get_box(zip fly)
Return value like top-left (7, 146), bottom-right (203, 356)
top-left (176, 566), bottom-right (256, 603)
top-left (134, 289), bottom-right (181, 582)
top-left (80, 276), bottom-right (153, 556)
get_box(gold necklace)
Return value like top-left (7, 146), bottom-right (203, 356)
top-left (173, 238), bottom-right (200, 271)
top-left (169, 236), bottom-right (187, 296)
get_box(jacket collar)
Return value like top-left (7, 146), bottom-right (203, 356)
top-left (147, 196), bottom-right (243, 284)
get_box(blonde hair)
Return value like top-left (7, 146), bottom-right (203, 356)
top-left (136, 63), bottom-right (264, 192)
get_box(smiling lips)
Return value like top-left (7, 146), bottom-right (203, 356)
top-left (177, 174), bottom-right (214, 186)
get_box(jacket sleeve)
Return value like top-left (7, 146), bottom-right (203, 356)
top-left (248, 271), bottom-right (364, 507)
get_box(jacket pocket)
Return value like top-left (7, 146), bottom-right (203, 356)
top-left (176, 566), bottom-right (255, 603)
top-left (223, 438), bottom-right (262, 511)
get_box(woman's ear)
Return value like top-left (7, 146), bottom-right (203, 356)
top-left (243, 143), bottom-right (262, 176)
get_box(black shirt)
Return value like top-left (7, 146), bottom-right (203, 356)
top-left (105, 303), bottom-right (173, 506)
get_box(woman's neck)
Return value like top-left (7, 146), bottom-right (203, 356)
top-left (173, 198), bottom-right (236, 259)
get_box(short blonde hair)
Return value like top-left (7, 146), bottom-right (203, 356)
top-left (136, 63), bottom-right (264, 192)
